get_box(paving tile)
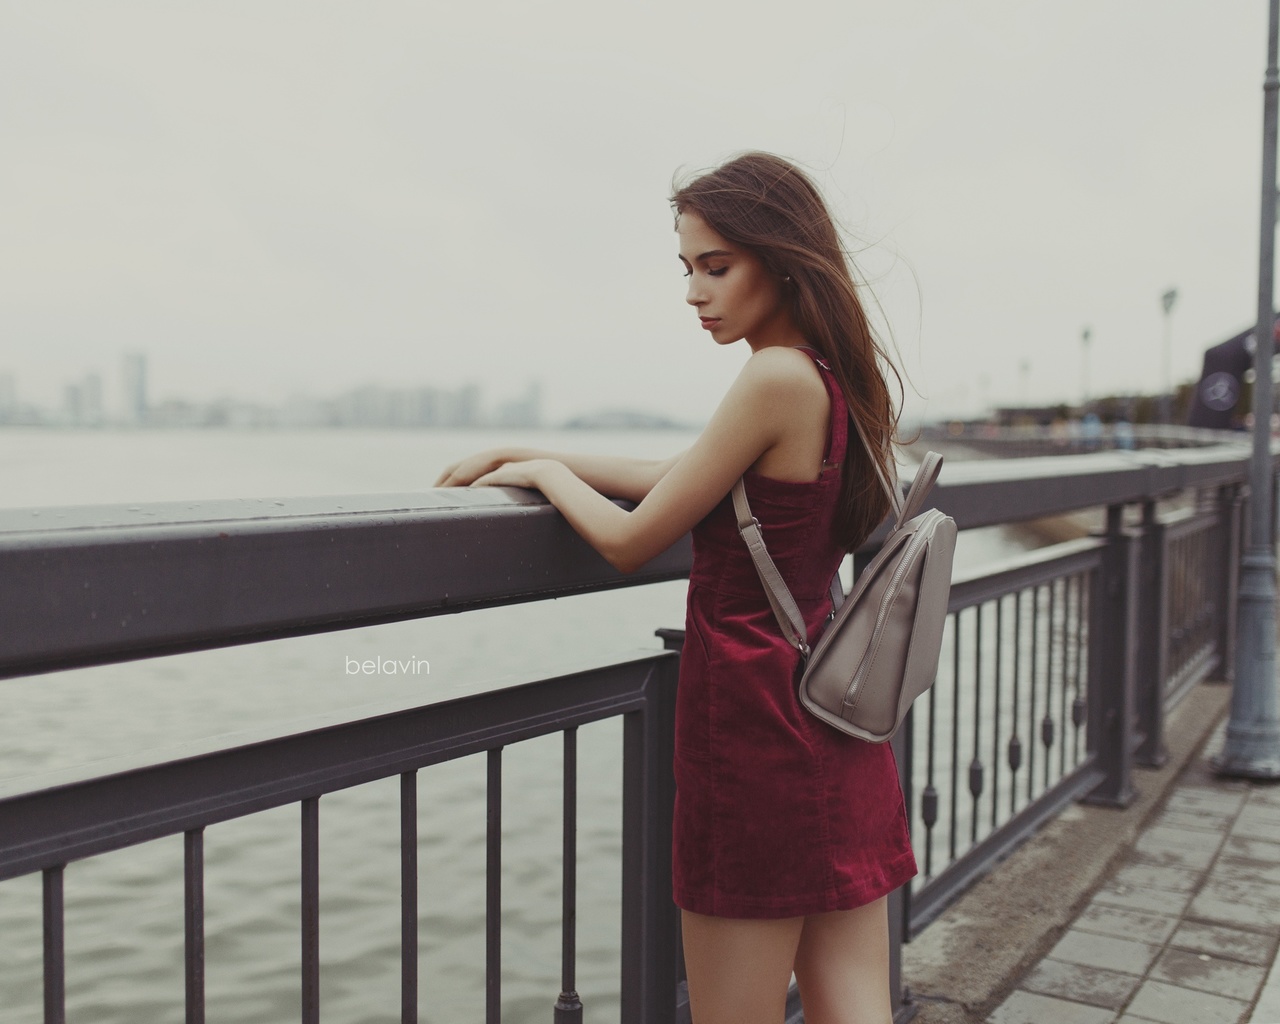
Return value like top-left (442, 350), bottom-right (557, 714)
top-left (1093, 883), bottom-right (1192, 917)
top-left (986, 990), bottom-right (1116, 1024)
top-left (1226, 834), bottom-right (1280, 861)
top-left (1149, 947), bottom-right (1267, 1001)
top-left (1151, 809), bottom-right (1229, 834)
top-left (1111, 1017), bottom-right (1166, 1024)
top-left (1141, 834), bottom-right (1218, 870)
top-left (1048, 929), bottom-right (1161, 975)
top-left (1124, 978), bottom-right (1249, 1024)
top-left (1113, 861), bottom-right (1204, 894)
top-left (1139, 824), bottom-right (1227, 854)
top-left (1021, 957), bottom-right (1140, 1009)
top-left (1188, 891), bottom-right (1280, 932)
top-left (1245, 786), bottom-right (1280, 810)
top-left (1197, 875), bottom-right (1280, 913)
top-left (1213, 854), bottom-right (1280, 886)
top-left (1075, 902), bottom-right (1179, 945)
top-left (1170, 921), bottom-right (1278, 965)
top-left (1234, 803), bottom-right (1280, 829)
top-left (1166, 788), bottom-right (1247, 816)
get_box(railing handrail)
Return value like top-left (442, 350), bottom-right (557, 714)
top-left (1, 443), bottom-right (1269, 681)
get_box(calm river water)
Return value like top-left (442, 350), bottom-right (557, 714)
top-left (0, 428), bottom-right (1028, 1024)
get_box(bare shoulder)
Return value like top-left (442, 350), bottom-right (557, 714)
top-left (736, 345), bottom-right (827, 404)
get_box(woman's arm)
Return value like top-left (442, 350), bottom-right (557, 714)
top-left (469, 348), bottom-right (821, 573)
top-left (435, 447), bottom-right (686, 502)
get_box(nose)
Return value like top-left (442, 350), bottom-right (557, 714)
top-left (686, 275), bottom-right (706, 308)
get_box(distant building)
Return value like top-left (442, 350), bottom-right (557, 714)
top-left (121, 353), bottom-right (147, 425)
top-left (494, 382), bottom-right (543, 429)
top-left (0, 372), bottom-right (15, 423)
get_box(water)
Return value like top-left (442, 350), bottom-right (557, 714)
top-left (0, 428), bottom-right (1030, 1023)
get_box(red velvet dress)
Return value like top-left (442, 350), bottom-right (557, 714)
top-left (672, 348), bottom-right (918, 918)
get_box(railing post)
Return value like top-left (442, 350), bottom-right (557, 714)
top-left (1084, 504), bottom-right (1139, 807)
top-left (1134, 501), bottom-right (1169, 766)
top-left (1217, 483), bottom-right (1245, 684)
top-left (890, 720), bottom-right (917, 1023)
top-left (620, 651), bottom-right (679, 1024)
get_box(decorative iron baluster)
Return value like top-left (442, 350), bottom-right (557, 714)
top-left (992, 596), bottom-right (1003, 830)
top-left (970, 603), bottom-right (985, 845)
top-left (1008, 589), bottom-right (1023, 816)
top-left (555, 728), bottom-right (583, 1023)
top-left (950, 610), bottom-right (962, 863)
top-left (1072, 573), bottom-right (1087, 763)
top-left (1028, 584), bottom-right (1040, 801)
top-left (922, 677), bottom-right (938, 879)
top-left (1042, 581), bottom-right (1057, 791)
top-left (1059, 576), bottom-right (1070, 779)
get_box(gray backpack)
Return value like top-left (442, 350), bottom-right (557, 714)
top-left (733, 445), bottom-right (956, 743)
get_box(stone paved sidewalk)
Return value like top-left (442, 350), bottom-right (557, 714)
top-left (986, 721), bottom-right (1280, 1024)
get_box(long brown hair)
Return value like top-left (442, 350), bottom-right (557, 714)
top-left (670, 151), bottom-right (903, 551)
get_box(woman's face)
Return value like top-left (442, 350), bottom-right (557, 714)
top-left (677, 211), bottom-right (796, 350)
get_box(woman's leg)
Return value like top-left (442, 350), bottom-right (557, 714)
top-left (792, 897), bottom-right (892, 1024)
top-left (681, 909), bottom-right (804, 1024)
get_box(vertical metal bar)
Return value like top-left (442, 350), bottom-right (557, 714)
top-left (487, 748), bottom-right (503, 1024)
top-left (1059, 577), bottom-right (1070, 778)
top-left (43, 865), bottom-right (65, 1024)
top-left (949, 610), bottom-right (962, 863)
top-left (923, 672), bottom-right (938, 879)
top-left (970, 604), bottom-right (983, 845)
top-left (1078, 571), bottom-right (1090, 762)
top-left (1044, 579), bottom-right (1057, 791)
top-left (1028, 585), bottom-right (1040, 800)
top-left (185, 829), bottom-right (205, 1024)
top-left (401, 771), bottom-right (418, 1024)
top-left (1010, 589), bottom-right (1023, 816)
top-left (555, 728), bottom-right (583, 1023)
top-left (301, 797), bottom-right (320, 1024)
top-left (992, 597), bottom-right (1003, 830)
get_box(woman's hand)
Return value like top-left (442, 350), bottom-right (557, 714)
top-left (434, 449), bottom-right (513, 487)
top-left (469, 459), bottom-right (556, 490)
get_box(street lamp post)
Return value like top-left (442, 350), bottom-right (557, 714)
top-left (1214, 0), bottom-right (1280, 780)
top-left (1161, 289), bottom-right (1179, 423)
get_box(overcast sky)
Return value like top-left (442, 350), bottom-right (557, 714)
top-left (0, 1), bottom-right (1272, 424)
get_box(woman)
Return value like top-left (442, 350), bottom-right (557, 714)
top-left (435, 151), bottom-right (916, 1024)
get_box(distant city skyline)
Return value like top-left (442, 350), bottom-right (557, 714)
top-left (0, 353), bottom-right (699, 430)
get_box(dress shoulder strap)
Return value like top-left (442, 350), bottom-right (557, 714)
top-left (794, 346), bottom-right (848, 468)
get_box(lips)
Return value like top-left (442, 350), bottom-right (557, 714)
top-left (700, 317), bottom-right (721, 330)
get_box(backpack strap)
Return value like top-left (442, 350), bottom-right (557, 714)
top-left (731, 479), bottom-right (812, 658)
top-left (732, 450), bottom-right (945, 659)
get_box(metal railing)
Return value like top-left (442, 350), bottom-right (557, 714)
top-left (0, 440), bottom-right (1266, 1023)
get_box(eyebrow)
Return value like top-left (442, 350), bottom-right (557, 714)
top-left (678, 248), bottom-right (734, 264)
